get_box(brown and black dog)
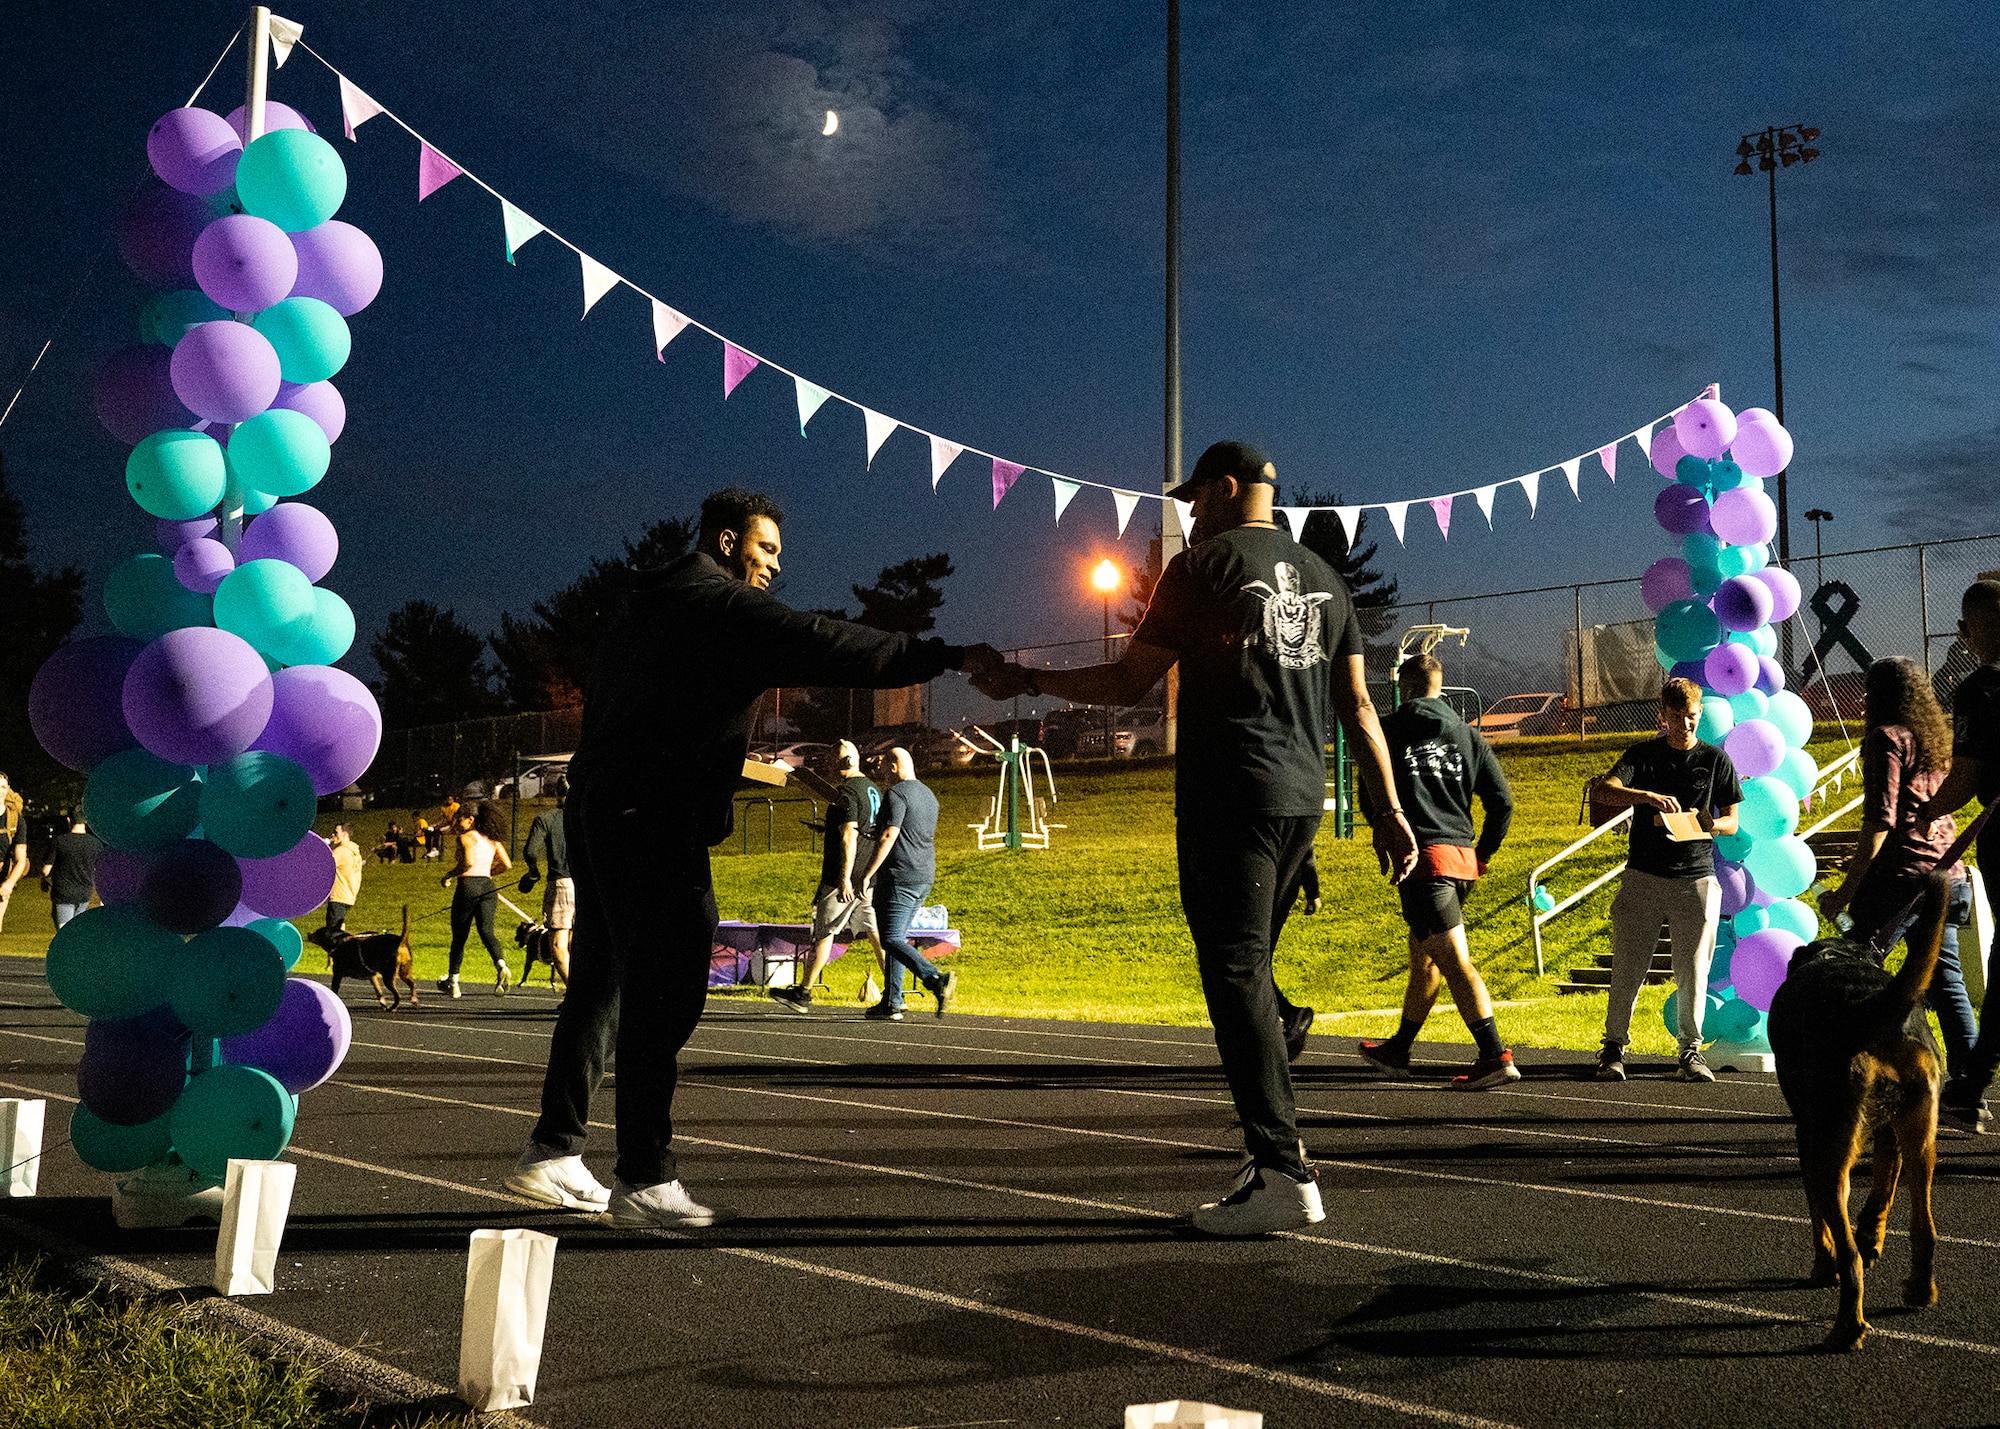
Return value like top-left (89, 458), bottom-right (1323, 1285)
top-left (1768, 871), bottom-right (1950, 1352)
top-left (309, 904), bottom-right (418, 1009)
top-left (511, 919), bottom-right (565, 987)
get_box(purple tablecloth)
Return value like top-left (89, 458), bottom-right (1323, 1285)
top-left (710, 921), bottom-right (962, 987)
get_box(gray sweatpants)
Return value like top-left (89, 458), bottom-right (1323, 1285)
top-left (1604, 868), bottom-right (1721, 1050)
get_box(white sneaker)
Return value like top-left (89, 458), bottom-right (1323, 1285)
top-left (1190, 1164), bottom-right (1324, 1237)
top-left (495, 962), bottom-right (513, 995)
top-left (504, 1142), bottom-right (610, 1210)
top-left (606, 1176), bottom-right (735, 1229)
top-left (112, 1156), bottom-right (226, 1229)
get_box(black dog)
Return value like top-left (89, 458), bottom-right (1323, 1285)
top-left (1768, 872), bottom-right (1949, 1352)
top-left (512, 919), bottom-right (565, 986)
top-left (309, 904), bottom-right (417, 1009)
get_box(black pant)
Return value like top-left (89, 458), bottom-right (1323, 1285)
top-left (325, 901), bottom-right (351, 934)
top-left (531, 784), bottom-right (717, 1187)
top-left (1177, 813), bottom-right (1319, 1177)
top-left (448, 877), bottom-right (503, 975)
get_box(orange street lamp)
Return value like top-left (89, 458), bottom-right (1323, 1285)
top-left (1090, 560), bottom-right (1122, 661)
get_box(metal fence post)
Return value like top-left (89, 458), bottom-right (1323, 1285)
top-left (1918, 541), bottom-right (1932, 675)
top-left (1573, 584), bottom-right (1586, 741)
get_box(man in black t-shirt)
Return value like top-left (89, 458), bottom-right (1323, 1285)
top-left (41, 815), bottom-right (100, 929)
top-left (773, 740), bottom-right (882, 1013)
top-left (976, 440), bottom-right (1418, 1237)
top-left (1593, 677), bottom-right (1743, 1084)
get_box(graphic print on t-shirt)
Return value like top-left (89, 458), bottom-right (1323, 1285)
top-left (1242, 562), bottom-right (1332, 670)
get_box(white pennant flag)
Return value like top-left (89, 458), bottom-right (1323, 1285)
top-left (1519, 473), bottom-right (1540, 514)
top-left (1631, 423), bottom-right (1653, 460)
top-left (863, 409), bottom-right (897, 467)
top-left (651, 300), bottom-right (689, 358)
top-left (1171, 499), bottom-right (1195, 536)
top-left (1382, 502), bottom-right (1408, 544)
top-left (579, 253), bottom-right (619, 318)
top-left (268, 15), bottom-right (304, 67)
top-left (338, 75), bottom-right (385, 140)
top-left (1561, 457), bottom-right (1581, 498)
top-left (1335, 506), bottom-right (1362, 548)
top-left (1277, 506), bottom-right (1309, 541)
top-left (929, 436), bottom-right (964, 489)
top-left (1112, 490), bottom-right (1142, 537)
top-left (502, 201), bottom-right (545, 264)
top-left (1052, 478), bottom-right (1080, 523)
top-left (1473, 485), bottom-right (1497, 526)
top-left (795, 378), bottom-right (831, 434)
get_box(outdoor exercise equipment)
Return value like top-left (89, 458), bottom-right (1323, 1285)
top-left (957, 726), bottom-right (1062, 851)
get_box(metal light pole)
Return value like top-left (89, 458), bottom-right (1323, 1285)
top-left (1092, 560), bottom-right (1121, 756)
top-left (1161, 0), bottom-right (1183, 756)
top-left (1805, 508), bottom-right (1832, 593)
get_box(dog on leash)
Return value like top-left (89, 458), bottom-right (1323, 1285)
top-left (512, 919), bottom-right (565, 987)
top-left (1767, 871), bottom-right (1950, 1352)
top-left (309, 904), bottom-right (418, 1009)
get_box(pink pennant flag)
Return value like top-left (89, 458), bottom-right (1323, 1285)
top-left (1430, 496), bottom-right (1452, 540)
top-left (339, 75), bottom-right (384, 141)
top-left (722, 342), bottom-right (759, 398)
top-left (1597, 440), bottom-right (1618, 483)
top-left (929, 436), bottom-right (964, 490)
top-left (651, 300), bottom-right (689, 359)
top-left (418, 143), bottom-right (462, 201)
top-left (992, 458), bottom-right (1026, 509)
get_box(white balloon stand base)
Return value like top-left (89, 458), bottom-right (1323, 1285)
top-left (460, 1228), bottom-right (557, 1412)
top-left (0, 1099), bottom-right (44, 1197)
top-left (1126, 1403), bottom-right (1262, 1429)
top-left (1708, 1037), bottom-right (1775, 1074)
top-left (215, 1159), bottom-right (297, 1295)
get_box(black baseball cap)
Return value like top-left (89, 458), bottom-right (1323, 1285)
top-left (1164, 440), bottom-right (1276, 500)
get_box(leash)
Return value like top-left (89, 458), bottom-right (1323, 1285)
top-left (405, 878), bottom-right (531, 926)
top-left (1858, 804), bottom-right (1993, 953)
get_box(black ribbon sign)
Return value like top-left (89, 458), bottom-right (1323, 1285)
top-left (1801, 580), bottom-right (1874, 677)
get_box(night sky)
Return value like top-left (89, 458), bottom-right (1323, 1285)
top-left (4, 2), bottom-right (1997, 724)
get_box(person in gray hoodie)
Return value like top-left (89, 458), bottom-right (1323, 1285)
top-left (1357, 654), bottom-right (1519, 1088)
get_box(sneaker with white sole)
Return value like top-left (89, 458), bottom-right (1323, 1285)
top-left (111, 1156), bottom-right (225, 1229)
top-left (606, 1177), bottom-right (735, 1229)
top-left (504, 1142), bottom-right (611, 1210)
top-left (1190, 1163), bottom-right (1324, 1237)
top-left (1452, 1049), bottom-right (1521, 1090)
top-left (495, 962), bottom-right (513, 995)
top-left (1672, 1046), bottom-right (1716, 1083)
top-left (1595, 1042), bottom-right (1626, 1082)
top-left (437, 974), bottom-right (462, 1000)
top-left (933, 971), bottom-right (958, 1018)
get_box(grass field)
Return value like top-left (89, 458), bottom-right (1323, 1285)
top-left (0, 729), bottom-right (1873, 1058)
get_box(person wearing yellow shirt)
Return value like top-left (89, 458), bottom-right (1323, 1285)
top-left (325, 824), bottom-right (365, 936)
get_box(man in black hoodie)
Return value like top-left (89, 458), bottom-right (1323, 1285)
top-left (1356, 654), bottom-right (1519, 1088)
top-left (505, 488), bottom-right (999, 1227)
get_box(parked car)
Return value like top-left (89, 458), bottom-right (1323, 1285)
top-left (1471, 692), bottom-right (1565, 742)
top-left (1045, 705), bottom-right (1166, 759)
top-left (493, 757), bottom-right (572, 799)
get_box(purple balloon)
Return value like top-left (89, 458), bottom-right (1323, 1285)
top-left (1668, 660), bottom-right (1707, 686)
top-left (117, 183), bottom-right (214, 289)
top-left (1641, 558), bottom-right (1693, 613)
top-left (191, 213), bottom-right (298, 314)
top-left (1724, 717), bottom-right (1788, 779)
top-left (1751, 565), bottom-right (1802, 623)
top-left (1649, 423), bottom-right (1688, 480)
top-left (1703, 641), bottom-right (1759, 697)
top-left (251, 665), bottom-right (382, 795)
top-left (77, 1012), bottom-right (189, 1126)
top-left (170, 319), bottom-right (283, 425)
top-left (1675, 398), bottom-right (1739, 461)
top-left (1716, 859), bottom-right (1753, 917)
top-left (1731, 408), bottom-right (1794, 479)
top-left (1654, 485), bottom-right (1711, 536)
top-left (94, 345), bottom-right (198, 447)
top-left (122, 626), bottom-right (275, 766)
top-left (148, 107), bottom-right (242, 195)
top-left (1731, 929), bottom-right (1804, 1011)
top-left (222, 978), bottom-right (351, 1092)
top-left (157, 516), bottom-right (218, 552)
top-left (141, 838), bottom-right (244, 933)
top-left (288, 221), bottom-right (382, 316)
top-left (30, 638), bottom-right (144, 772)
top-left (227, 101), bottom-right (315, 142)
top-left (271, 379), bottom-right (345, 443)
top-left (173, 536), bottom-right (236, 595)
top-left (240, 503), bottom-right (339, 582)
top-left (95, 848), bottom-right (148, 906)
top-left (1711, 487), bottom-right (1778, 547)
top-left (1713, 575), bottom-right (1774, 633)
top-left (1756, 655), bottom-right (1786, 696)
top-left (237, 833), bottom-right (337, 918)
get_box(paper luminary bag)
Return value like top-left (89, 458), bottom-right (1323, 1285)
top-left (1125, 1403), bottom-right (1263, 1429)
top-left (0, 1099), bottom-right (44, 1197)
top-left (215, 1158), bottom-right (297, 1295)
top-left (460, 1228), bottom-right (558, 1412)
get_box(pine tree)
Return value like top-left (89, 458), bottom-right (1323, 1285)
top-left (371, 601), bottom-right (500, 729)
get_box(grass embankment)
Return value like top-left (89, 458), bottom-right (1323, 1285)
top-left (0, 731), bottom-right (1866, 1057)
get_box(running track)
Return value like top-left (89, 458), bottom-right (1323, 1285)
top-left (0, 959), bottom-right (1998, 1428)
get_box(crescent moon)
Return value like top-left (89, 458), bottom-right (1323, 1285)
top-left (822, 109), bottom-right (839, 136)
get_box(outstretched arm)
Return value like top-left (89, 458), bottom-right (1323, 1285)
top-left (980, 641), bottom-right (1177, 708)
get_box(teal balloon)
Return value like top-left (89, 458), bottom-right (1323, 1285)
top-left (1655, 599), bottom-right (1722, 663)
top-left (1766, 690), bottom-right (1814, 749)
top-left (1690, 562), bottom-right (1723, 598)
top-left (1716, 543), bottom-right (1763, 579)
top-left (1716, 829), bottom-right (1755, 863)
top-left (1661, 988), bottom-right (1679, 1035)
top-left (252, 296), bottom-right (350, 383)
top-left (70, 1104), bottom-right (174, 1174)
top-left (84, 747), bottom-right (201, 851)
top-left (239, 483), bottom-right (279, 516)
top-left (1727, 625), bottom-right (1778, 658)
top-left (169, 1063), bottom-right (296, 1181)
top-left (1708, 940), bottom-right (1735, 987)
top-left (1531, 883), bottom-right (1555, 913)
top-left (269, 587), bottom-right (354, 666)
top-left (1683, 531), bottom-right (1724, 569)
top-left (1675, 455), bottom-right (1713, 489)
top-left (214, 558), bottom-right (316, 656)
top-left (1697, 696), bottom-right (1735, 745)
top-left (1709, 996), bottom-right (1762, 1042)
top-left (226, 407), bottom-right (329, 497)
top-left (1654, 643), bottom-right (1677, 671)
top-left (1775, 747), bottom-right (1818, 799)
top-left (249, 917), bottom-right (305, 971)
top-left (200, 751), bottom-right (316, 859)
top-left (142, 288), bottom-right (228, 345)
top-left (1739, 775), bottom-right (1800, 841)
top-left (1727, 687), bottom-right (1770, 722)
top-left (234, 128), bottom-right (347, 232)
top-left (1733, 906), bottom-right (1772, 940)
top-left (1745, 834), bottom-right (1817, 899)
top-left (105, 553), bottom-right (212, 641)
top-left (1766, 897), bottom-right (1820, 943)
top-left (45, 905), bottom-right (179, 1019)
top-left (1709, 458), bottom-right (1745, 493)
top-left (125, 429), bottom-right (226, 520)
top-left (1738, 543), bottom-right (1770, 574)
top-left (170, 927), bottom-right (288, 1038)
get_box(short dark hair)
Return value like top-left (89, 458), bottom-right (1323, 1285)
top-left (1397, 654), bottom-right (1442, 697)
top-left (1964, 579), bottom-right (2000, 625)
top-left (1660, 677), bottom-right (1703, 714)
top-left (699, 488), bottom-right (785, 550)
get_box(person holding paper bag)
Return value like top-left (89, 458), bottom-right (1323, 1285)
top-left (1592, 677), bottom-right (1742, 1083)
